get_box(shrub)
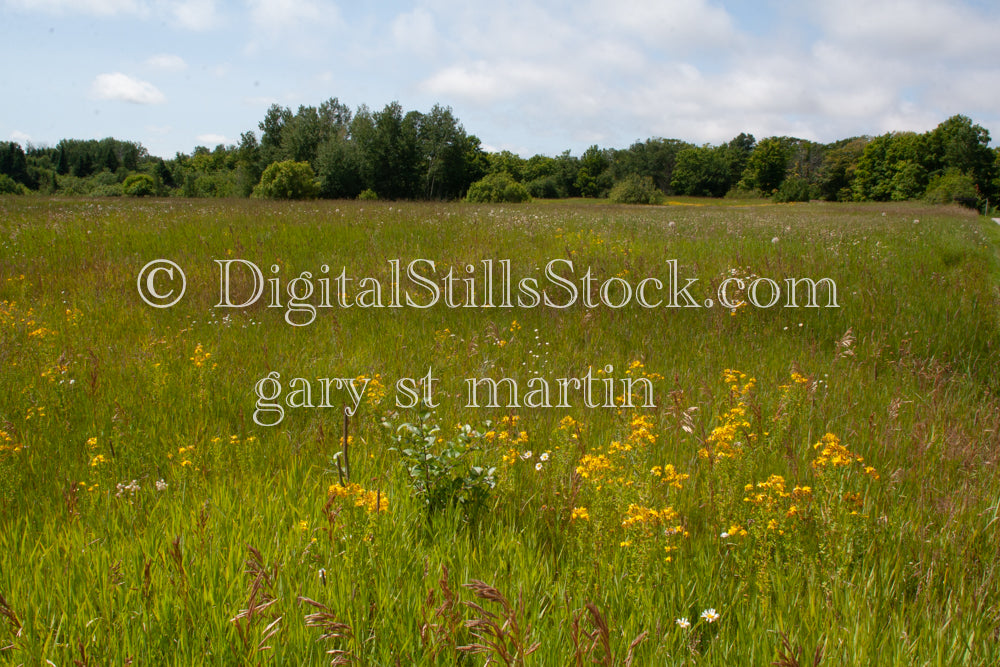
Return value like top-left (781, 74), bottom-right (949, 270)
top-left (91, 184), bottom-right (123, 197)
top-left (607, 174), bottom-right (664, 205)
top-left (358, 188), bottom-right (378, 201)
top-left (0, 174), bottom-right (29, 195)
top-left (123, 173), bottom-right (155, 197)
top-left (773, 176), bottom-right (812, 203)
top-left (724, 184), bottom-right (764, 199)
top-left (466, 172), bottom-right (530, 203)
top-left (383, 411), bottom-right (496, 522)
top-left (252, 160), bottom-right (319, 200)
top-left (525, 175), bottom-right (561, 199)
top-left (924, 170), bottom-right (979, 208)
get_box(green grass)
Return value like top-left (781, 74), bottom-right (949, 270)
top-left (0, 196), bottom-right (998, 665)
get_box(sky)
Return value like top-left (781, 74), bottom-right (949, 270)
top-left (2, 0), bottom-right (999, 159)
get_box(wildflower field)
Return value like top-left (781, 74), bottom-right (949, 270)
top-left (1, 196), bottom-right (999, 665)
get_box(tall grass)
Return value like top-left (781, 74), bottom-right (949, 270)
top-left (0, 196), bottom-right (998, 664)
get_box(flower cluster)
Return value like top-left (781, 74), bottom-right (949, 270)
top-left (328, 482), bottom-right (388, 514)
top-left (115, 479), bottom-right (140, 499)
top-left (699, 370), bottom-right (756, 462)
top-left (621, 504), bottom-right (681, 530)
top-left (811, 433), bottom-right (865, 472)
top-left (490, 415), bottom-right (531, 465)
top-left (651, 464), bottom-right (689, 490)
top-left (190, 343), bottom-right (212, 368)
top-left (359, 374), bottom-right (387, 408)
top-left (0, 429), bottom-right (21, 456)
top-left (742, 475), bottom-right (813, 536)
top-left (575, 453), bottom-right (613, 481)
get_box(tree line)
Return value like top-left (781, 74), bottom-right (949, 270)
top-left (1, 99), bottom-right (997, 210)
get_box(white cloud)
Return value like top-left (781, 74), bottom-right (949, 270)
top-left (196, 133), bottom-right (228, 145)
top-left (391, 7), bottom-right (437, 56)
top-left (244, 0), bottom-right (341, 56)
top-left (167, 0), bottom-right (218, 30)
top-left (412, 0), bottom-right (1000, 150)
top-left (6, 0), bottom-right (144, 16)
top-left (813, 0), bottom-right (1000, 61)
top-left (583, 0), bottom-right (740, 51)
top-left (248, 0), bottom-right (339, 32)
top-left (444, 2), bottom-right (579, 60)
top-left (145, 53), bottom-right (187, 71)
top-left (421, 62), bottom-right (509, 105)
top-left (9, 130), bottom-right (32, 145)
top-left (422, 59), bottom-right (594, 108)
top-left (879, 104), bottom-right (943, 136)
top-left (7, 0), bottom-right (219, 28)
top-left (7, 0), bottom-right (999, 158)
top-left (91, 72), bottom-right (166, 104)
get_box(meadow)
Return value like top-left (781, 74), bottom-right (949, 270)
top-left (0, 196), bottom-right (998, 665)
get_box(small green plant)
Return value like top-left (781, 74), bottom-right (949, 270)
top-left (358, 188), bottom-right (378, 201)
top-left (383, 411), bottom-right (496, 520)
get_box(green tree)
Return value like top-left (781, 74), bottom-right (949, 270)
top-left (119, 140), bottom-right (144, 171)
top-left (487, 150), bottom-right (525, 181)
top-left (523, 154), bottom-right (562, 198)
top-left (852, 132), bottom-right (925, 201)
top-left (101, 142), bottom-right (119, 172)
top-left (927, 114), bottom-right (995, 197)
top-left (56, 147), bottom-right (69, 175)
top-left (575, 145), bottom-right (612, 197)
top-left (235, 131), bottom-right (261, 197)
top-left (258, 104), bottom-right (293, 166)
top-left (153, 158), bottom-right (174, 189)
top-left (670, 145), bottom-right (730, 197)
top-left (609, 138), bottom-right (690, 194)
top-left (554, 150), bottom-right (581, 197)
top-left (723, 133), bottom-right (755, 186)
top-left (283, 104), bottom-right (324, 165)
top-left (740, 137), bottom-right (791, 193)
top-left (817, 137), bottom-right (867, 201)
top-left (0, 142), bottom-right (30, 187)
top-left (889, 160), bottom-right (928, 201)
top-left (353, 102), bottom-right (422, 199)
top-left (315, 133), bottom-right (362, 198)
top-left (419, 104), bottom-right (476, 199)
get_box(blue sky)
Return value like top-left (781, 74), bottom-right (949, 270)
top-left (2, 0), bottom-right (999, 159)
